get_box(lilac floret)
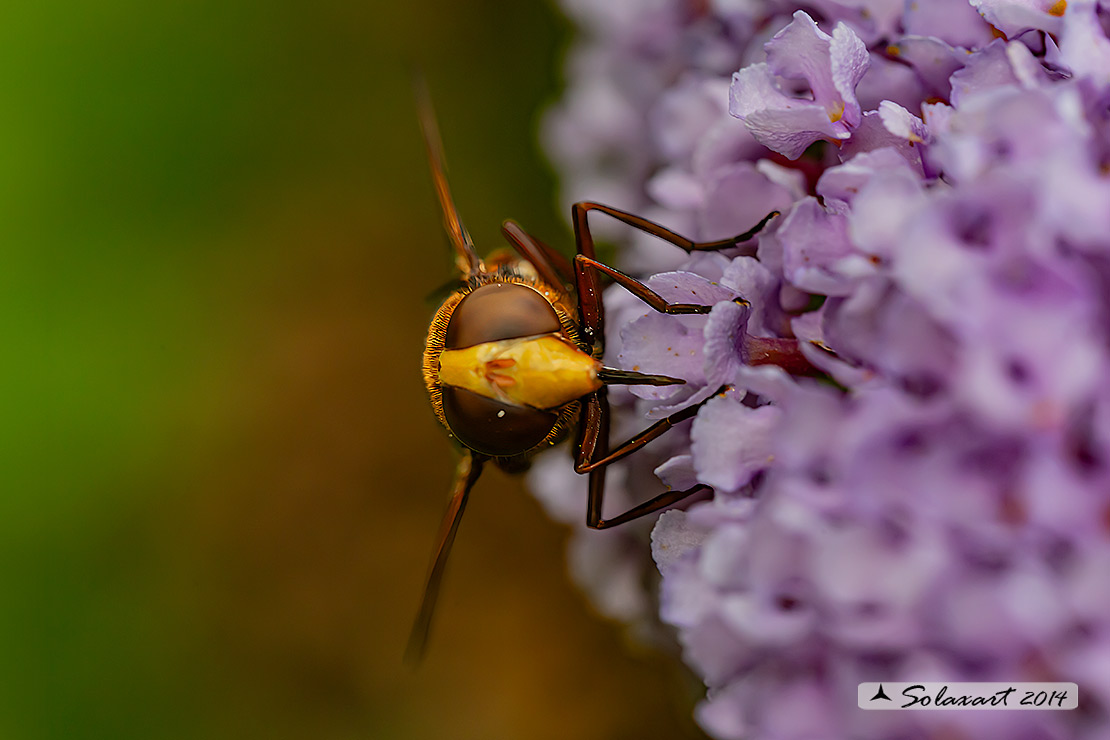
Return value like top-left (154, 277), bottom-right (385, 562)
top-left (1058, 0), bottom-right (1110, 86)
top-left (836, 109), bottom-right (925, 168)
top-left (719, 256), bottom-right (778, 337)
top-left (730, 11), bottom-right (869, 158)
top-left (618, 270), bottom-right (740, 403)
top-left (691, 392), bottom-right (781, 492)
top-left (949, 39), bottom-right (1046, 107)
top-left (969, 0), bottom-right (1067, 38)
top-left (620, 311), bottom-right (708, 399)
top-left (776, 196), bottom-right (859, 295)
top-left (702, 299), bottom-right (752, 388)
top-left (885, 35), bottom-right (972, 100)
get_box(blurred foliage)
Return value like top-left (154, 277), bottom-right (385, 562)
top-left (0, 1), bottom-right (707, 738)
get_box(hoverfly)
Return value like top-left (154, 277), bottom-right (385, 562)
top-left (407, 83), bottom-right (779, 661)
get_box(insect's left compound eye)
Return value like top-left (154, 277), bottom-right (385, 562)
top-left (440, 386), bottom-right (557, 457)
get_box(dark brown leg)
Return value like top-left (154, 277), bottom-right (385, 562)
top-left (501, 219), bottom-right (575, 294)
top-left (571, 202), bottom-right (776, 347)
top-left (577, 388), bottom-right (609, 528)
top-left (573, 248), bottom-right (606, 349)
top-left (572, 202), bottom-right (778, 260)
top-left (576, 388), bottom-right (609, 467)
top-left (406, 451), bottom-right (486, 664)
top-left (575, 392), bottom-right (712, 473)
top-left (575, 390), bottom-right (716, 530)
top-left (576, 255), bottom-right (721, 315)
top-left (589, 481), bottom-right (711, 530)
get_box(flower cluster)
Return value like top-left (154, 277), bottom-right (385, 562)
top-left (533, 1), bottom-right (1110, 738)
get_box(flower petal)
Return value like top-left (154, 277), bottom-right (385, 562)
top-left (691, 393), bottom-right (782, 492)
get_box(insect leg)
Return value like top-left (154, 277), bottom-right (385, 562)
top-left (589, 477), bottom-right (711, 530)
top-left (575, 255), bottom-right (731, 315)
top-left (573, 254), bottom-right (732, 349)
top-left (576, 390), bottom-right (713, 529)
top-left (405, 451), bottom-right (487, 664)
top-left (576, 386), bottom-right (723, 474)
top-left (571, 204), bottom-right (776, 346)
top-left (501, 220), bottom-right (574, 294)
top-left (572, 202), bottom-right (778, 259)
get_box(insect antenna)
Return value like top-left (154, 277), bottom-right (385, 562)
top-left (413, 76), bottom-right (484, 279)
top-left (405, 451), bottom-right (486, 665)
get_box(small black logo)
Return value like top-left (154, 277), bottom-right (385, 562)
top-left (871, 684), bottom-right (892, 702)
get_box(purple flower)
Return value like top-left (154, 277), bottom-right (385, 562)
top-left (776, 196), bottom-right (860, 295)
top-left (970, 0), bottom-right (1068, 38)
top-left (729, 11), bottom-right (870, 159)
top-left (1058, 0), bottom-right (1110, 86)
top-left (538, 2), bottom-right (1110, 738)
top-left (885, 35), bottom-right (971, 100)
top-left (691, 391), bottom-right (781, 492)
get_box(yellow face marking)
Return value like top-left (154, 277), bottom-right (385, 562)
top-left (439, 334), bottom-right (602, 410)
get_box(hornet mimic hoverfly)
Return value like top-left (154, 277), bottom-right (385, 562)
top-left (407, 83), bottom-right (787, 660)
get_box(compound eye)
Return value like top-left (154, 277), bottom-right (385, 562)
top-left (441, 386), bottom-right (557, 457)
top-left (446, 283), bottom-right (561, 349)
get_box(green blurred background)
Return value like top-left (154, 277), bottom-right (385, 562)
top-left (0, 1), bottom-right (708, 738)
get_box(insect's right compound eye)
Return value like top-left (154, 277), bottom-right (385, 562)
top-left (440, 386), bottom-right (557, 457)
